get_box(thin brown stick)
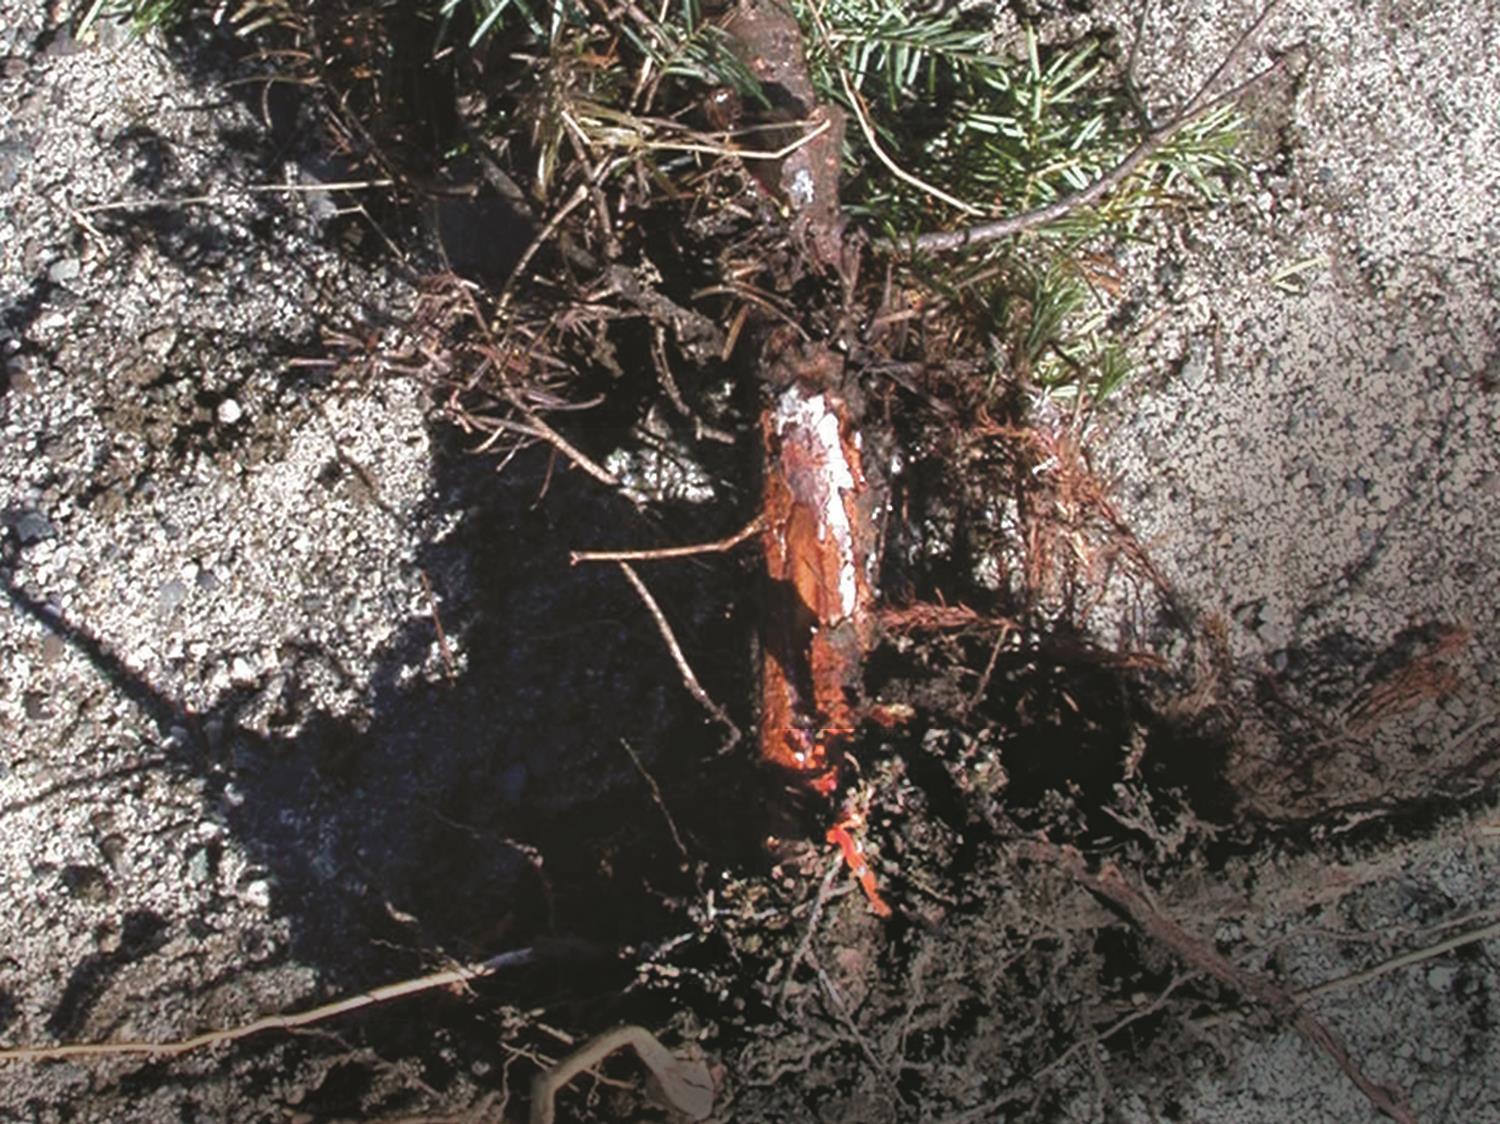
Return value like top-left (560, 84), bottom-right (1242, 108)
top-left (70, 179), bottom-right (397, 214)
top-left (775, 852), bottom-right (847, 1012)
top-left (1192, 913), bottom-right (1500, 1034)
top-left (619, 738), bottom-right (690, 863)
top-left (571, 517), bottom-right (764, 565)
top-left (491, 159), bottom-right (615, 323)
top-left (948, 972), bottom-right (1196, 1122)
top-left (1298, 915), bottom-right (1500, 1003)
top-left (810, 949), bottom-right (906, 1103)
top-left (896, 0), bottom-right (1287, 254)
top-left (615, 561), bottom-right (740, 747)
top-left (1025, 842), bottom-right (1418, 1124)
top-left (419, 569), bottom-right (457, 681)
top-left (470, 351), bottom-right (622, 488)
top-left (446, 271), bottom-right (622, 490)
top-left (567, 111), bottom-right (834, 162)
top-left (0, 948), bottom-right (536, 1064)
top-left (966, 624), bottom-right (1013, 713)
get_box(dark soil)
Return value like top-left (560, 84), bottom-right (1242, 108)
top-left (2, 3), bottom-right (1495, 1122)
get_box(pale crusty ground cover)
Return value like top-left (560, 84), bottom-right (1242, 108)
top-left (1, 0), bottom-right (1498, 1119)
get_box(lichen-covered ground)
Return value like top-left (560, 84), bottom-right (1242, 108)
top-left (2, 1), bottom-right (1498, 1120)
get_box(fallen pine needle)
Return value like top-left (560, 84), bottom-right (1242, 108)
top-left (570, 517), bottom-right (763, 565)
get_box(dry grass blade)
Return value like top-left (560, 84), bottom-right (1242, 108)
top-left (0, 949), bottom-right (536, 1064)
top-left (529, 1024), bottom-right (713, 1124)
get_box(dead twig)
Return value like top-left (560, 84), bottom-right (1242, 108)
top-left (463, 342), bottom-right (621, 488)
top-left (419, 569), bottom-right (457, 681)
top-left (69, 178), bottom-right (397, 215)
top-left (615, 561), bottom-right (741, 748)
top-left (1192, 913), bottom-right (1500, 1034)
top-left (619, 738), bottom-right (690, 864)
top-left (1297, 915), bottom-right (1500, 1005)
top-left (967, 623), bottom-right (1015, 713)
top-left (529, 1024), bottom-right (713, 1124)
top-left (492, 158), bottom-right (619, 325)
top-left (896, 0), bottom-right (1288, 254)
top-left (571, 517), bottom-right (764, 565)
top-left (0, 948), bottom-right (536, 1064)
top-left (774, 852), bottom-right (846, 1013)
top-left (949, 971), bottom-right (1197, 1121)
top-left (1343, 622), bottom-right (1468, 737)
top-left (809, 948), bottom-right (907, 1104)
top-left (1025, 842), bottom-right (1419, 1124)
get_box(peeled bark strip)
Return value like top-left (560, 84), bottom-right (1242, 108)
top-left (759, 348), bottom-right (879, 794)
top-left (760, 364), bottom-right (892, 919)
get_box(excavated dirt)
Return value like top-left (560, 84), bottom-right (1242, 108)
top-left (2, 1), bottom-right (1498, 1122)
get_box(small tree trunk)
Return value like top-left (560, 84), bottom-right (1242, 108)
top-left (727, 3), bottom-right (890, 915)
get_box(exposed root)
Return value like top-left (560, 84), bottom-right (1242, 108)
top-left (0, 948), bottom-right (537, 1065)
top-left (1026, 842), bottom-right (1419, 1124)
top-left (616, 561), bottom-right (741, 748)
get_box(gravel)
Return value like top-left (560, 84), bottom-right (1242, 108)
top-left (1, 7), bottom-right (444, 1114)
top-left (1079, 0), bottom-right (1500, 1115)
top-left (2, 0), bottom-right (1498, 1119)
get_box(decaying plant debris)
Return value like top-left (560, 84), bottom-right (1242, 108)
top-left (6, 0), bottom-right (1490, 1120)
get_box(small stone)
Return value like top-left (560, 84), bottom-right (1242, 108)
top-left (241, 878), bottom-right (273, 909)
top-left (157, 577), bottom-right (188, 615)
top-left (185, 848), bottom-right (212, 885)
top-left (1427, 964), bottom-right (1458, 992)
top-left (21, 690), bottom-right (48, 720)
top-left (46, 257), bottom-right (81, 285)
top-left (97, 834), bottom-right (127, 873)
top-left (5, 360), bottom-right (34, 395)
top-left (6, 509), bottom-right (54, 545)
top-left (196, 567), bottom-right (220, 592)
top-left (216, 398), bottom-right (243, 425)
top-left (1180, 342), bottom-right (1210, 389)
top-left (0, 138), bottom-right (32, 191)
top-left (229, 655), bottom-right (257, 684)
top-left (141, 325), bottom-right (179, 359)
top-left (60, 864), bottom-right (112, 905)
